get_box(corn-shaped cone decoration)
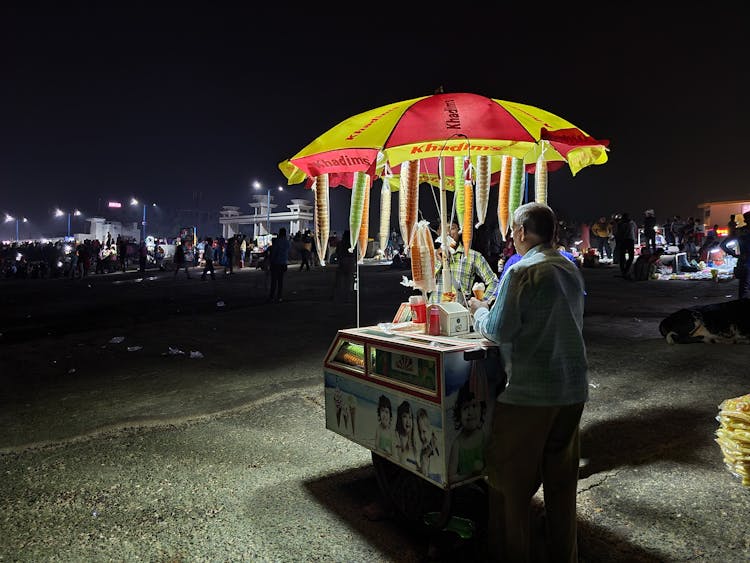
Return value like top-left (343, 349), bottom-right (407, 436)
top-left (349, 171), bottom-right (368, 252)
top-left (378, 180), bottom-right (391, 257)
top-left (313, 174), bottom-right (329, 266)
top-left (409, 220), bottom-right (436, 294)
top-left (497, 156), bottom-right (512, 238)
top-left (399, 160), bottom-right (420, 249)
top-left (454, 156), bottom-right (465, 228)
top-left (357, 175), bottom-right (371, 263)
top-left (508, 157), bottom-right (524, 225)
top-left (463, 180), bottom-right (474, 255)
top-left (534, 152), bottom-right (548, 205)
top-left (399, 171), bottom-right (408, 252)
top-left (475, 155), bottom-right (490, 227)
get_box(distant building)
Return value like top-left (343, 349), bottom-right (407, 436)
top-left (70, 217), bottom-right (140, 244)
top-left (697, 199), bottom-right (750, 231)
top-left (219, 195), bottom-right (313, 240)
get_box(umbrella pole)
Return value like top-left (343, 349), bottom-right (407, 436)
top-left (439, 157), bottom-right (450, 292)
top-left (356, 259), bottom-right (360, 328)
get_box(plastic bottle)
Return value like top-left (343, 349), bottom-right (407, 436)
top-left (429, 306), bottom-right (441, 336)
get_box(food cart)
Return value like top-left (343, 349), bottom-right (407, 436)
top-left (323, 312), bottom-right (502, 528)
top-left (279, 93), bottom-right (608, 533)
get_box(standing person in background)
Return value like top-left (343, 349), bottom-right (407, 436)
top-left (239, 235), bottom-right (247, 269)
top-left (488, 225), bottom-right (504, 275)
top-left (609, 215), bottom-right (620, 264)
top-left (643, 209), bottom-right (657, 254)
top-left (497, 235), bottom-right (516, 276)
top-left (615, 212), bottom-right (637, 279)
top-left (201, 237), bottom-right (216, 280)
top-left (154, 244), bottom-right (165, 271)
top-left (326, 231), bottom-right (339, 263)
top-left (248, 237), bottom-right (255, 267)
top-left (187, 240), bottom-right (197, 267)
top-left (267, 227), bottom-right (290, 303)
top-left (69, 243), bottom-right (79, 278)
top-left (173, 239), bottom-right (191, 279)
top-left (299, 230), bottom-right (313, 271)
top-left (333, 230), bottom-right (356, 301)
top-left (727, 214), bottom-right (737, 238)
top-left (79, 240), bottom-right (92, 278)
top-left (216, 236), bottom-right (226, 268)
top-left (233, 236), bottom-right (241, 272)
top-left (117, 235), bottom-right (127, 272)
top-left (388, 228), bottom-right (402, 259)
top-left (92, 238), bottom-right (103, 274)
top-left (720, 210), bottom-right (750, 299)
top-left (590, 216), bottom-right (612, 260)
top-left (224, 235), bottom-right (235, 276)
top-left (662, 217), bottom-right (674, 246)
top-left (671, 215), bottom-right (684, 247)
top-left (468, 202), bottom-right (588, 562)
top-left (138, 240), bottom-right (148, 274)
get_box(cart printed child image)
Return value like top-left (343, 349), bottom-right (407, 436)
top-left (324, 371), bottom-right (446, 486)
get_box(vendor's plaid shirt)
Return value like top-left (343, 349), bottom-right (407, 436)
top-left (430, 246), bottom-right (499, 303)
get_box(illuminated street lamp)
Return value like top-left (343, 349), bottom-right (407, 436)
top-left (130, 198), bottom-right (157, 242)
top-left (4, 213), bottom-right (28, 242)
top-left (252, 180), bottom-right (283, 235)
top-left (55, 208), bottom-right (81, 238)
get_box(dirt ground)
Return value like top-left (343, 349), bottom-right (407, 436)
top-left (0, 261), bottom-right (749, 562)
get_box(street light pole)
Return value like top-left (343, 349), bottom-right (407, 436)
top-left (252, 181), bottom-right (284, 237)
top-left (252, 180), bottom-right (269, 235)
top-left (55, 209), bottom-right (81, 238)
top-left (131, 198), bottom-right (155, 242)
top-left (4, 214), bottom-right (26, 243)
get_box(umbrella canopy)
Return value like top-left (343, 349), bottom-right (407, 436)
top-left (278, 92), bottom-right (609, 187)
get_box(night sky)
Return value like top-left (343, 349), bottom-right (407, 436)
top-left (2, 6), bottom-right (748, 239)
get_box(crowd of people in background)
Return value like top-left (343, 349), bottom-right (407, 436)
top-left (2, 211), bottom-right (748, 300)
top-left (0, 236), bottom-right (142, 280)
top-left (0, 230), bottom-right (306, 281)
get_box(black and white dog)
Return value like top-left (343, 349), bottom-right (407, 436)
top-left (659, 299), bottom-right (750, 344)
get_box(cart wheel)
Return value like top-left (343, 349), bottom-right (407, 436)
top-left (371, 452), bottom-right (444, 525)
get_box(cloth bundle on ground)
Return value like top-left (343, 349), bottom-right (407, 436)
top-left (659, 299), bottom-right (750, 344)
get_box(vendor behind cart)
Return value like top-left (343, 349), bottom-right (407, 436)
top-left (468, 202), bottom-right (588, 562)
top-left (430, 220), bottom-right (499, 304)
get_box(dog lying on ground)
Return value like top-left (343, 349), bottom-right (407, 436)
top-left (659, 299), bottom-right (750, 344)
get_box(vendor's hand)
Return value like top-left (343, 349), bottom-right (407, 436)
top-left (436, 248), bottom-right (445, 262)
top-left (468, 297), bottom-right (488, 315)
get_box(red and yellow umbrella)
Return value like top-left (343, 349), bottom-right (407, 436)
top-left (279, 92), bottom-right (609, 275)
top-left (279, 92), bottom-right (609, 186)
